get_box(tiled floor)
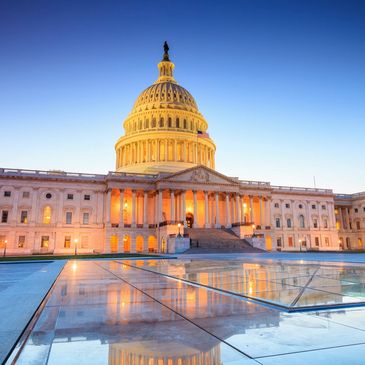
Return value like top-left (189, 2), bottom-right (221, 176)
top-left (9, 258), bottom-right (365, 364)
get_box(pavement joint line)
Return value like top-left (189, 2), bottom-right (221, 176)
top-left (95, 261), bottom-right (259, 362)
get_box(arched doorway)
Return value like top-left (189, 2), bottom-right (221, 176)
top-left (186, 212), bottom-right (194, 228)
top-left (136, 235), bottom-right (144, 253)
top-left (110, 235), bottom-right (118, 253)
top-left (123, 235), bottom-right (131, 253)
top-left (148, 235), bottom-right (157, 253)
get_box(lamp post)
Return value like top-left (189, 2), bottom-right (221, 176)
top-left (177, 223), bottom-right (182, 237)
top-left (3, 239), bottom-right (7, 257)
top-left (74, 238), bottom-right (78, 256)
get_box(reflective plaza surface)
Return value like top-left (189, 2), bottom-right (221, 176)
top-left (8, 257), bottom-right (365, 365)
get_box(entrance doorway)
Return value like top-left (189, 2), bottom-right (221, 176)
top-left (186, 213), bottom-right (194, 228)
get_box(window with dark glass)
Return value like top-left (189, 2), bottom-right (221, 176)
top-left (274, 203), bottom-right (279, 208)
top-left (313, 219), bottom-right (318, 228)
top-left (275, 218), bottom-right (281, 228)
top-left (67, 194), bottom-right (74, 200)
top-left (1, 211), bottom-right (8, 223)
top-left (46, 193), bottom-right (52, 199)
top-left (4, 191), bottom-right (11, 197)
top-left (285, 203), bottom-right (290, 208)
top-left (20, 211), bottom-right (28, 224)
top-left (287, 218), bottom-right (292, 228)
top-left (83, 212), bottom-right (89, 225)
top-left (312, 204), bottom-right (316, 209)
top-left (22, 191), bottom-right (30, 198)
top-left (66, 212), bottom-right (72, 224)
top-left (84, 195), bottom-right (91, 201)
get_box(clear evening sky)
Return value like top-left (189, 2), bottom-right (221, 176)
top-left (0, 0), bottom-right (364, 193)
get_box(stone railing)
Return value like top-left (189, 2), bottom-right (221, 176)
top-left (0, 168), bottom-right (105, 180)
top-left (272, 185), bottom-right (333, 194)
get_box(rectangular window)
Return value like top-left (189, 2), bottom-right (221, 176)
top-left (83, 212), bottom-right (89, 225)
top-left (18, 236), bottom-right (25, 248)
top-left (84, 194), bottom-right (91, 201)
top-left (67, 194), bottom-right (74, 200)
top-left (1, 210), bottom-right (8, 223)
top-left (324, 219), bottom-right (328, 228)
top-left (321, 205), bottom-right (326, 210)
top-left (20, 210), bottom-right (28, 224)
top-left (275, 218), bottom-right (280, 228)
top-left (288, 236), bottom-right (293, 247)
top-left (312, 204), bottom-right (316, 209)
top-left (66, 212), bottom-right (72, 224)
top-left (315, 237), bottom-right (320, 246)
top-left (287, 218), bottom-right (292, 228)
top-left (357, 221), bottom-right (361, 230)
top-left (64, 236), bottom-right (71, 248)
top-left (41, 236), bottom-right (49, 248)
top-left (355, 208), bottom-right (358, 213)
top-left (325, 237), bottom-right (330, 246)
top-left (285, 203), bottom-right (290, 208)
top-left (4, 191), bottom-right (11, 197)
top-left (22, 191), bottom-right (30, 198)
top-left (313, 219), bottom-right (318, 228)
top-left (274, 203), bottom-right (279, 208)
top-left (276, 237), bottom-right (282, 247)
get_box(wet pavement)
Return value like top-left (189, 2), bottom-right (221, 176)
top-left (7, 257), bottom-right (365, 364)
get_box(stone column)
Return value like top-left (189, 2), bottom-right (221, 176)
top-left (249, 195), bottom-right (254, 223)
top-left (317, 201), bottom-right (321, 229)
top-left (56, 189), bottom-right (64, 226)
top-left (119, 189), bottom-right (124, 228)
top-left (345, 207), bottom-right (350, 230)
top-left (280, 199), bottom-right (285, 229)
top-left (170, 190), bottom-right (175, 222)
top-left (165, 139), bottom-right (168, 161)
top-left (131, 190), bottom-right (136, 228)
top-left (11, 188), bottom-right (20, 224)
top-left (204, 191), bottom-right (209, 228)
top-left (158, 190), bottom-right (163, 224)
top-left (225, 193), bottom-right (231, 228)
top-left (306, 201), bottom-right (311, 229)
top-left (181, 191), bottom-right (186, 226)
top-left (266, 197), bottom-right (272, 228)
top-left (30, 188), bottom-right (39, 225)
top-left (193, 190), bottom-right (198, 228)
top-left (259, 197), bottom-right (264, 227)
top-left (235, 193), bottom-right (241, 223)
top-left (338, 206), bottom-right (344, 230)
top-left (215, 192), bottom-right (221, 228)
top-left (143, 191), bottom-right (148, 227)
top-left (105, 189), bottom-right (111, 225)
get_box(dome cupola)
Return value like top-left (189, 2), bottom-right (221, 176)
top-left (115, 42), bottom-right (216, 174)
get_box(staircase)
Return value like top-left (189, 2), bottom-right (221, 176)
top-left (183, 228), bottom-right (264, 253)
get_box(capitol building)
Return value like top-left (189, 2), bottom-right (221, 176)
top-left (0, 44), bottom-right (364, 255)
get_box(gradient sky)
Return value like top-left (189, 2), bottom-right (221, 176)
top-left (0, 0), bottom-right (364, 193)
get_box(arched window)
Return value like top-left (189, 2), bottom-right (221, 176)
top-left (176, 118), bottom-right (180, 128)
top-left (168, 117), bottom-right (172, 128)
top-left (43, 206), bottom-right (52, 224)
top-left (299, 215), bottom-right (305, 228)
top-left (152, 118), bottom-right (156, 128)
top-left (136, 236), bottom-right (144, 253)
top-left (159, 117), bottom-right (164, 128)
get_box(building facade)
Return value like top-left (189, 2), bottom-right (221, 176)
top-left (0, 45), bottom-right (363, 255)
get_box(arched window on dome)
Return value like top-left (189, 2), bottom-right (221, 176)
top-left (168, 117), bottom-right (172, 128)
top-left (176, 118), bottom-right (180, 128)
top-left (152, 118), bottom-right (156, 128)
top-left (145, 119), bottom-right (149, 129)
top-left (183, 119), bottom-right (187, 129)
top-left (138, 120), bottom-right (142, 130)
top-left (168, 140), bottom-right (173, 161)
top-left (151, 141), bottom-right (156, 161)
top-left (159, 117), bottom-right (164, 128)
top-left (159, 141), bottom-right (165, 161)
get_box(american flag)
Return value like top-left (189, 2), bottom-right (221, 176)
top-left (197, 130), bottom-right (209, 138)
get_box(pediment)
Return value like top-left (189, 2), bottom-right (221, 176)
top-left (159, 166), bottom-right (239, 186)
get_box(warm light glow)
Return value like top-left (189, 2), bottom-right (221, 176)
top-left (178, 223), bottom-right (181, 227)
top-left (243, 203), bottom-right (247, 208)
top-left (74, 238), bottom-right (79, 243)
top-left (252, 224), bottom-right (256, 229)
top-left (124, 202), bottom-right (128, 208)
top-left (72, 262), bottom-right (77, 272)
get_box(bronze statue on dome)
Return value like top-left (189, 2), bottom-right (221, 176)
top-left (163, 41), bottom-right (170, 61)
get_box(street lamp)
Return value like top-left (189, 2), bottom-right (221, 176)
top-left (3, 239), bottom-right (7, 257)
top-left (177, 223), bottom-right (182, 237)
top-left (74, 238), bottom-right (79, 256)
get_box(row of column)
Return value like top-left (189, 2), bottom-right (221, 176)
top-left (106, 188), bottom-right (271, 229)
top-left (116, 139), bottom-right (215, 169)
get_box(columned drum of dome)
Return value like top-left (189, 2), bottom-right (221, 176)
top-left (115, 43), bottom-right (216, 174)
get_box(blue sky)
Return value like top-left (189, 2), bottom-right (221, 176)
top-left (0, 0), bottom-right (364, 193)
